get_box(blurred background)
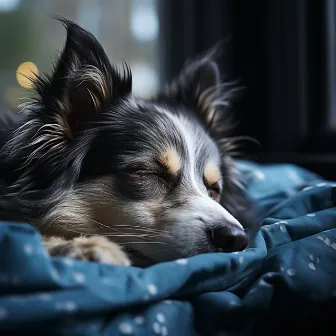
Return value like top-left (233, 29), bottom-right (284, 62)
top-left (0, 0), bottom-right (335, 179)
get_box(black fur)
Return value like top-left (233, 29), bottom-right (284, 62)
top-left (0, 19), bottom-right (256, 261)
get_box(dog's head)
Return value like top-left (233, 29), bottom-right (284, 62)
top-left (4, 19), bottom-right (254, 266)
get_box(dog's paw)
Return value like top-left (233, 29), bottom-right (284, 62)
top-left (44, 236), bottom-right (131, 265)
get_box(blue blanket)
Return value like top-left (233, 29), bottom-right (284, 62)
top-left (0, 162), bottom-right (335, 335)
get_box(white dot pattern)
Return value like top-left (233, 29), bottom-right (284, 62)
top-left (148, 284), bottom-right (157, 295)
top-left (134, 316), bottom-right (144, 325)
top-left (24, 244), bottom-right (33, 255)
top-left (161, 326), bottom-right (168, 336)
top-left (156, 313), bottom-right (165, 323)
top-left (249, 288), bottom-right (257, 295)
top-left (317, 183), bottom-right (326, 187)
top-left (254, 170), bottom-right (265, 180)
top-left (73, 272), bottom-right (86, 284)
top-left (55, 301), bottom-right (77, 312)
top-left (119, 322), bottom-right (133, 334)
top-left (259, 279), bottom-right (268, 286)
top-left (308, 262), bottom-right (316, 270)
top-left (280, 225), bottom-right (286, 232)
top-left (63, 258), bottom-right (75, 266)
top-left (2, 173), bottom-right (335, 336)
top-left (317, 235), bottom-right (336, 249)
top-left (287, 269), bottom-right (296, 276)
top-left (303, 186), bottom-right (313, 191)
top-left (229, 300), bottom-right (238, 306)
top-left (153, 322), bottom-right (161, 334)
top-left (175, 258), bottom-right (188, 265)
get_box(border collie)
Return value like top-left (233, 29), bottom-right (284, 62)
top-left (0, 19), bottom-right (254, 267)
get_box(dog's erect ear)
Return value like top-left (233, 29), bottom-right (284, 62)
top-left (158, 47), bottom-right (239, 135)
top-left (35, 18), bottom-right (132, 136)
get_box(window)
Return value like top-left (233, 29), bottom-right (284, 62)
top-left (159, 0), bottom-right (336, 179)
top-left (1, 0), bottom-right (335, 179)
top-left (0, 0), bottom-right (160, 112)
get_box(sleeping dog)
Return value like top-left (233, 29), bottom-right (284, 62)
top-left (0, 19), bottom-right (254, 267)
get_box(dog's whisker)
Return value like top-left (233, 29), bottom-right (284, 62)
top-left (86, 219), bottom-right (170, 238)
top-left (114, 225), bottom-right (170, 236)
top-left (87, 218), bottom-right (125, 234)
top-left (62, 226), bottom-right (167, 242)
top-left (114, 224), bottom-right (171, 234)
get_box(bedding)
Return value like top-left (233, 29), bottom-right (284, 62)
top-left (0, 161), bottom-right (335, 335)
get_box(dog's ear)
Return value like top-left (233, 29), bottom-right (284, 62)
top-left (34, 18), bottom-right (132, 137)
top-left (158, 47), bottom-right (239, 136)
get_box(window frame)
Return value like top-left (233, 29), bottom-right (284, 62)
top-left (159, 0), bottom-right (336, 179)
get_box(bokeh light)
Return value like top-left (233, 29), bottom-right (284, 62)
top-left (0, 0), bottom-right (20, 12)
top-left (131, 4), bottom-right (158, 42)
top-left (16, 61), bottom-right (38, 89)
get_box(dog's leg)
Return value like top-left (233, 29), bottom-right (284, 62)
top-left (43, 236), bottom-right (131, 265)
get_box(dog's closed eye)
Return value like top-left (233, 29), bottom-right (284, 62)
top-left (132, 169), bottom-right (169, 184)
top-left (203, 161), bottom-right (222, 202)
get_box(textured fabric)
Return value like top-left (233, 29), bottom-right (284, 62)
top-left (0, 162), bottom-right (335, 335)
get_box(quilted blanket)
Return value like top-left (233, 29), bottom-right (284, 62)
top-left (0, 162), bottom-right (335, 335)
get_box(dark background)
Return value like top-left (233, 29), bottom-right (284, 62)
top-left (160, 0), bottom-right (336, 180)
top-left (1, 0), bottom-right (335, 179)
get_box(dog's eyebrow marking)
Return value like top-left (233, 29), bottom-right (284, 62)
top-left (159, 148), bottom-right (181, 175)
top-left (204, 161), bottom-right (221, 186)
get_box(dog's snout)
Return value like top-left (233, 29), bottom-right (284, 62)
top-left (208, 224), bottom-right (248, 252)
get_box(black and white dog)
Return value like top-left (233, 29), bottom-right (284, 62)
top-left (0, 19), bottom-right (254, 267)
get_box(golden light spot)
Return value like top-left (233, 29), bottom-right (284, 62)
top-left (16, 62), bottom-right (38, 89)
top-left (204, 161), bottom-right (221, 186)
top-left (159, 148), bottom-right (181, 175)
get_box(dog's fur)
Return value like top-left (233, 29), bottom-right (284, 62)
top-left (0, 19), bottom-right (254, 267)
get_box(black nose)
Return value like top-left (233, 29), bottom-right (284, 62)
top-left (208, 224), bottom-right (248, 252)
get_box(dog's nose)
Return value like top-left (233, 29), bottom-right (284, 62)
top-left (208, 224), bottom-right (248, 252)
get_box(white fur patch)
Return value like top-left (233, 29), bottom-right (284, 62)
top-left (193, 195), bottom-right (243, 229)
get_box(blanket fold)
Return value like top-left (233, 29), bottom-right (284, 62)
top-left (0, 162), bottom-right (335, 335)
